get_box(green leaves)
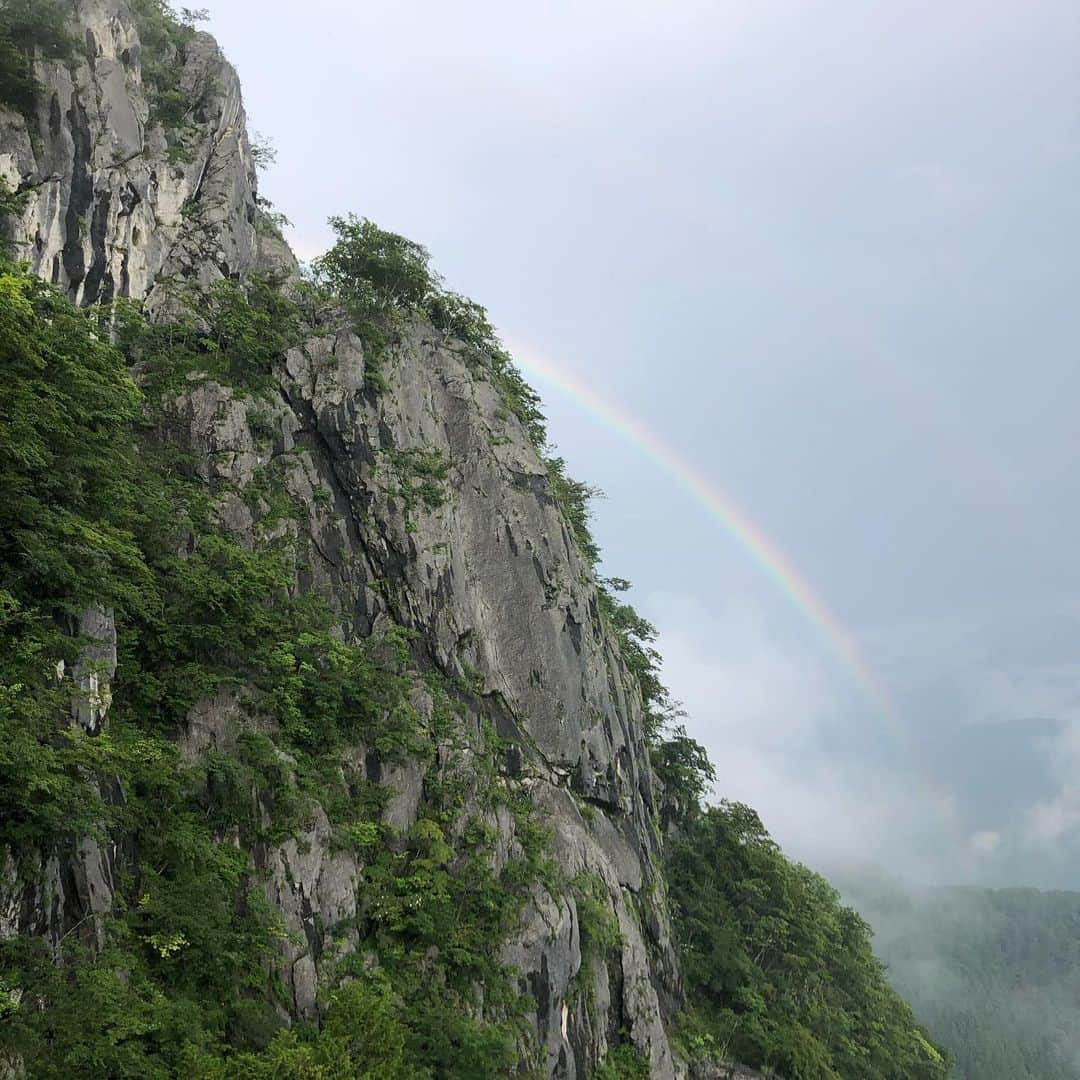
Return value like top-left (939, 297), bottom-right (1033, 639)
top-left (0, 269), bottom-right (144, 614)
top-left (0, 253), bottom-right (554, 1077)
top-left (545, 455), bottom-right (602, 565)
top-left (126, 0), bottom-right (211, 142)
top-left (594, 1043), bottom-right (651, 1079)
top-left (119, 275), bottom-right (304, 399)
top-left (316, 216), bottom-right (435, 316)
top-left (311, 213), bottom-right (551, 448)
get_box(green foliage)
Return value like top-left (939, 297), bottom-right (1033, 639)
top-left (309, 222), bottom-right (668, 795)
top-left (594, 1043), bottom-right (650, 1080)
top-left (596, 576), bottom-right (684, 744)
top-left (261, 626), bottom-right (433, 762)
top-left (307, 215), bottom-right (416, 389)
top-left (546, 456), bottom-right (602, 565)
top-left (249, 131), bottom-right (277, 173)
top-left (118, 274), bottom-right (304, 398)
top-left (666, 801), bottom-right (951, 1080)
top-left (182, 976), bottom-right (414, 1079)
top-left (0, 200), bottom-right (951, 1080)
top-left (424, 289), bottom-right (547, 447)
top-left (592, 577), bottom-right (715, 828)
top-left (574, 873), bottom-right (623, 960)
top-left (490, 347), bottom-right (548, 447)
top-left (379, 446), bottom-right (451, 529)
top-left (253, 196), bottom-right (292, 240)
top-left (0, 177), bottom-right (26, 253)
top-left (0, 268), bottom-right (145, 616)
top-left (570, 872), bottom-right (624, 1019)
top-left (0, 0), bottom-right (75, 116)
top-left (649, 725), bottom-right (715, 819)
top-left (312, 215), bottom-right (548, 443)
top-left (316, 215), bottom-right (435, 317)
top-left (0, 265), bottom-right (155, 849)
top-left (0, 715), bottom-right (287, 1075)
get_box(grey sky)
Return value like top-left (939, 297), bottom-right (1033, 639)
top-left (206, 0), bottom-right (1080, 885)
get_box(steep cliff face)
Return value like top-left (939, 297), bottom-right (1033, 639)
top-left (0, 0), bottom-right (263, 304)
top-left (0, 3), bottom-right (683, 1075)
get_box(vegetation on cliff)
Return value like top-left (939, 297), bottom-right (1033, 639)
top-left (0, 257), bottom-right (549, 1077)
top-left (0, 0), bottom-right (74, 117)
top-left (663, 800), bottom-right (950, 1079)
top-left (301, 215), bottom-right (955, 1080)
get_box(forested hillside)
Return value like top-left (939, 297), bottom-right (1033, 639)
top-left (842, 875), bottom-right (1080, 1080)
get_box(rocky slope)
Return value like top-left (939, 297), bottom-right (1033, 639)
top-left (0, 2), bottom-right (686, 1075)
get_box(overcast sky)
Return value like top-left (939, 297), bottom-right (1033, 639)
top-left (205, 0), bottom-right (1080, 887)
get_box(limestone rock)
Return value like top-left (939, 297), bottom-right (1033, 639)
top-left (69, 605), bottom-right (117, 733)
top-left (0, 0), bottom-right (260, 308)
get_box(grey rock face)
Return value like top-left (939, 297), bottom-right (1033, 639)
top-left (69, 605), bottom-right (117, 733)
top-left (0, 3), bottom-right (687, 1076)
top-left (0, 0), bottom-right (260, 307)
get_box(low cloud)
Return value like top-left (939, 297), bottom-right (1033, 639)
top-left (648, 592), bottom-right (956, 875)
top-left (649, 594), bottom-right (1080, 888)
top-left (1026, 785), bottom-right (1080, 844)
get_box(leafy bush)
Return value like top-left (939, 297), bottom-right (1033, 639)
top-left (0, 177), bottom-right (26, 254)
top-left (182, 976), bottom-right (414, 1079)
top-left (649, 725), bottom-right (715, 819)
top-left (316, 215), bottom-right (435, 317)
top-left (545, 456), bottom-right (602, 565)
top-left (312, 215), bottom-right (549, 443)
top-left (118, 274), bottom-right (303, 398)
top-left (0, 266), bottom-right (151, 849)
top-left (0, 269), bottom-right (145, 615)
top-left (594, 1043), bottom-right (650, 1080)
top-left (570, 872), bottom-right (624, 1019)
top-left (379, 447), bottom-right (450, 530)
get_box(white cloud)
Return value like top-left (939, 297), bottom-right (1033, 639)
top-left (1026, 786), bottom-right (1080, 844)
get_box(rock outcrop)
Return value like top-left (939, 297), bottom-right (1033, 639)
top-left (0, 2), bottom-right (685, 1076)
top-left (0, 0), bottom-right (261, 306)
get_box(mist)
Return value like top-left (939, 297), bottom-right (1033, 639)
top-left (834, 867), bottom-right (1080, 1076)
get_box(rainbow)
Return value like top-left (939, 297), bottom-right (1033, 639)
top-left (506, 335), bottom-right (896, 724)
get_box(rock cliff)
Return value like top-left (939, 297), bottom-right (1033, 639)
top-left (0, 2), bottom-right (684, 1075)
